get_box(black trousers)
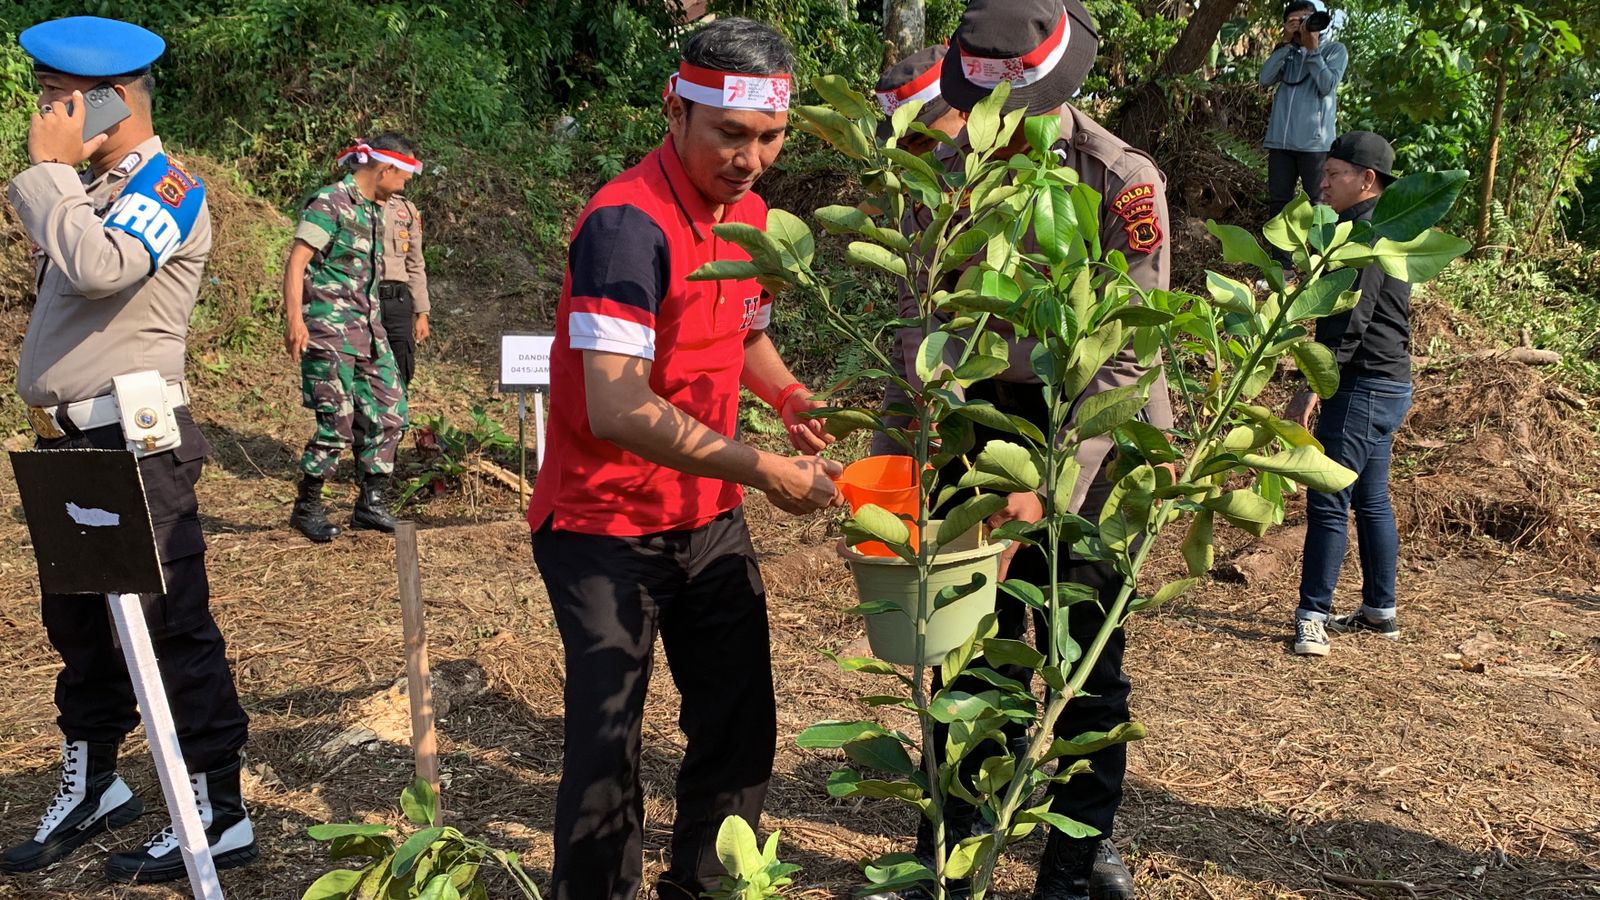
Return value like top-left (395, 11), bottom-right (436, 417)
top-left (932, 381), bottom-right (1131, 838)
top-left (378, 281), bottom-right (415, 387)
top-left (36, 410), bottom-right (249, 771)
top-left (531, 508), bottom-right (776, 900)
top-left (1268, 148), bottom-right (1327, 268)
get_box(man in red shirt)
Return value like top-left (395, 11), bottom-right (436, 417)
top-left (526, 17), bottom-right (841, 900)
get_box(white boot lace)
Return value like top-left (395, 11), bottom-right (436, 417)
top-left (34, 741), bottom-right (87, 840)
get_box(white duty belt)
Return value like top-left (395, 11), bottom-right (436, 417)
top-left (27, 381), bottom-right (190, 441)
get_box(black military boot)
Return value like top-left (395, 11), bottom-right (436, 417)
top-left (1032, 830), bottom-right (1098, 900)
top-left (290, 476), bottom-right (341, 542)
top-left (351, 474), bottom-right (398, 532)
top-left (1, 740), bottom-right (144, 873)
top-left (106, 755), bottom-right (258, 883)
top-left (1090, 840), bottom-right (1135, 899)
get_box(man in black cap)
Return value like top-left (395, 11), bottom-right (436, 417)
top-left (1, 15), bottom-right (255, 883)
top-left (874, 46), bottom-right (967, 156)
top-left (876, 1), bottom-right (1172, 898)
top-left (1286, 131), bottom-right (1413, 657)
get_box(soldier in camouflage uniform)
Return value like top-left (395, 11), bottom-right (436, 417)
top-left (283, 133), bottom-right (420, 541)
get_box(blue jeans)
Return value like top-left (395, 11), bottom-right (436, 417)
top-left (1297, 377), bottom-right (1414, 622)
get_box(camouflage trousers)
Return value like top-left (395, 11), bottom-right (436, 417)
top-left (298, 348), bottom-right (408, 479)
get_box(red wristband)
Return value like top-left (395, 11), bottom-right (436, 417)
top-left (774, 382), bottom-right (808, 411)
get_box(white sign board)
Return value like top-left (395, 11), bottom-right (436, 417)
top-left (500, 333), bottom-right (555, 392)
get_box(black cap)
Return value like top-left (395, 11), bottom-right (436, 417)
top-left (875, 45), bottom-right (952, 140)
top-left (1328, 130), bottom-right (1397, 183)
top-left (941, 0), bottom-right (1098, 116)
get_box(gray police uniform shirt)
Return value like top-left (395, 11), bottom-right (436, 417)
top-left (879, 105), bottom-right (1175, 512)
top-left (8, 135), bottom-right (213, 407)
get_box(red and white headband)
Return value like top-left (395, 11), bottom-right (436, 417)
top-left (876, 62), bottom-right (943, 115)
top-left (956, 13), bottom-right (1070, 89)
top-left (664, 61), bottom-right (793, 112)
top-left (338, 141), bottom-right (422, 174)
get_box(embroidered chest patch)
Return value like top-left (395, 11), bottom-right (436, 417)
top-left (740, 294), bottom-right (762, 330)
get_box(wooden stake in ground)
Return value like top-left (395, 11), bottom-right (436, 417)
top-left (395, 521), bottom-right (441, 823)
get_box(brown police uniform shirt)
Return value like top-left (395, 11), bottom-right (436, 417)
top-left (882, 105), bottom-right (1174, 511)
top-left (7, 136), bottom-right (213, 407)
top-left (380, 194), bottom-right (430, 314)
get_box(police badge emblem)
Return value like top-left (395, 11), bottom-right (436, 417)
top-left (135, 408), bottom-right (159, 429)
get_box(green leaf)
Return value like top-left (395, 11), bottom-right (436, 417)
top-left (302, 868), bottom-right (365, 900)
top-left (935, 573), bottom-right (989, 610)
top-left (1205, 220), bottom-right (1274, 271)
top-left (937, 493), bottom-right (1007, 549)
top-left (766, 208), bottom-right (815, 266)
top-left (812, 74), bottom-right (874, 120)
top-left (1025, 114), bottom-right (1061, 155)
top-left (1202, 489), bottom-right (1278, 537)
top-left (844, 503), bottom-right (912, 550)
top-left (687, 259), bottom-right (768, 282)
top-left (1032, 186), bottom-right (1075, 265)
top-left (792, 104), bottom-right (873, 159)
top-left (844, 735), bottom-right (916, 775)
top-left (1239, 445), bottom-right (1357, 492)
top-left (1181, 510), bottom-right (1214, 577)
top-left (716, 815), bottom-right (763, 878)
top-left (1289, 340), bottom-right (1340, 399)
top-left (1015, 808), bottom-right (1100, 839)
top-left (982, 638), bottom-right (1045, 669)
top-left (845, 241), bottom-right (908, 279)
top-left (419, 873), bottom-right (461, 900)
top-left (1285, 268), bottom-right (1359, 321)
top-left (1239, 405), bottom-right (1322, 449)
top-left (797, 720), bottom-right (891, 749)
top-left (710, 222), bottom-right (784, 270)
top-left (328, 833), bottom-right (396, 861)
top-left (843, 599), bottom-right (904, 618)
top-left (390, 826), bottom-right (446, 878)
top-left (863, 855), bottom-right (935, 891)
top-left (959, 440), bottom-right (1042, 493)
top-left (1106, 305), bottom-right (1175, 327)
top-left (1074, 384), bottom-right (1147, 439)
top-left (915, 331), bottom-right (951, 383)
top-left (308, 823), bottom-right (396, 842)
top-left (1119, 421), bottom-right (1179, 463)
top-left (928, 690), bottom-right (998, 724)
top-left (1205, 271), bottom-right (1255, 314)
top-left (1044, 721), bottom-right (1149, 758)
top-left (1263, 194), bottom-right (1311, 252)
top-left (889, 99), bottom-right (925, 141)
top-left (1374, 230), bottom-right (1472, 283)
top-left (1131, 577), bottom-right (1203, 612)
top-left (825, 652), bottom-right (902, 675)
top-left (1369, 170), bottom-right (1469, 241)
top-left (944, 834), bottom-right (995, 881)
top-left (964, 81), bottom-right (1010, 153)
top-left (823, 408), bottom-right (884, 440)
top-left (401, 777), bottom-right (437, 827)
top-left (999, 579), bottom-right (1046, 609)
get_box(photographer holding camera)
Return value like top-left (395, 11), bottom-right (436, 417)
top-left (1260, 0), bottom-right (1347, 275)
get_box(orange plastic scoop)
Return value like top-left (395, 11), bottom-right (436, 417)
top-left (836, 455), bottom-right (922, 557)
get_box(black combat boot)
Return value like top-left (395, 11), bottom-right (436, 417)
top-left (290, 476), bottom-right (341, 542)
top-left (1089, 840), bottom-right (1135, 899)
top-left (1032, 830), bottom-right (1098, 900)
top-left (106, 755), bottom-right (258, 883)
top-left (1, 740), bottom-right (144, 873)
top-left (350, 474), bottom-right (397, 533)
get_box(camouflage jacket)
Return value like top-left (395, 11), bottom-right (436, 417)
top-left (294, 174), bottom-right (387, 357)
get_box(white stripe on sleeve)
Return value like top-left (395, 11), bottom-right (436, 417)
top-left (569, 312), bottom-right (656, 360)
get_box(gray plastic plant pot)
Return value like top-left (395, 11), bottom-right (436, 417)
top-left (837, 521), bottom-right (1009, 666)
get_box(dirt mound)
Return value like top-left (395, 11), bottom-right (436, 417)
top-left (1395, 354), bottom-right (1600, 570)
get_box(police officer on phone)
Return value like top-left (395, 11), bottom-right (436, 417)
top-left (1, 16), bottom-right (256, 883)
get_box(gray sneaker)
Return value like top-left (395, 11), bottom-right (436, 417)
top-left (1329, 611), bottom-right (1401, 640)
top-left (1294, 619), bottom-right (1330, 656)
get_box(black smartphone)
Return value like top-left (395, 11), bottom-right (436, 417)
top-left (66, 82), bottom-right (132, 141)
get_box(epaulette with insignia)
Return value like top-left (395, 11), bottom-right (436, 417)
top-left (103, 153), bottom-right (206, 274)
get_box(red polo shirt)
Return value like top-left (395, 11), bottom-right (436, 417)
top-left (526, 136), bottom-right (774, 536)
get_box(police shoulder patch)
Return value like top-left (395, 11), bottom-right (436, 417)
top-left (1110, 182), bottom-right (1163, 255)
top-left (104, 153), bottom-right (206, 274)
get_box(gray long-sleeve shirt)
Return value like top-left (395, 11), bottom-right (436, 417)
top-left (1260, 40), bottom-right (1348, 153)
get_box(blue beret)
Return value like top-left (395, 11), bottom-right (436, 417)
top-left (20, 17), bottom-right (165, 78)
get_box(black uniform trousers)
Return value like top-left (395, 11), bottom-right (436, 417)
top-left (531, 507), bottom-right (777, 900)
top-left (1267, 148), bottom-right (1327, 269)
top-left (36, 408), bottom-right (249, 771)
top-left (378, 281), bottom-right (416, 387)
top-left (931, 380), bottom-right (1131, 839)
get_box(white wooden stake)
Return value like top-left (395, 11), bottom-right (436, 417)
top-left (106, 592), bottom-right (223, 900)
